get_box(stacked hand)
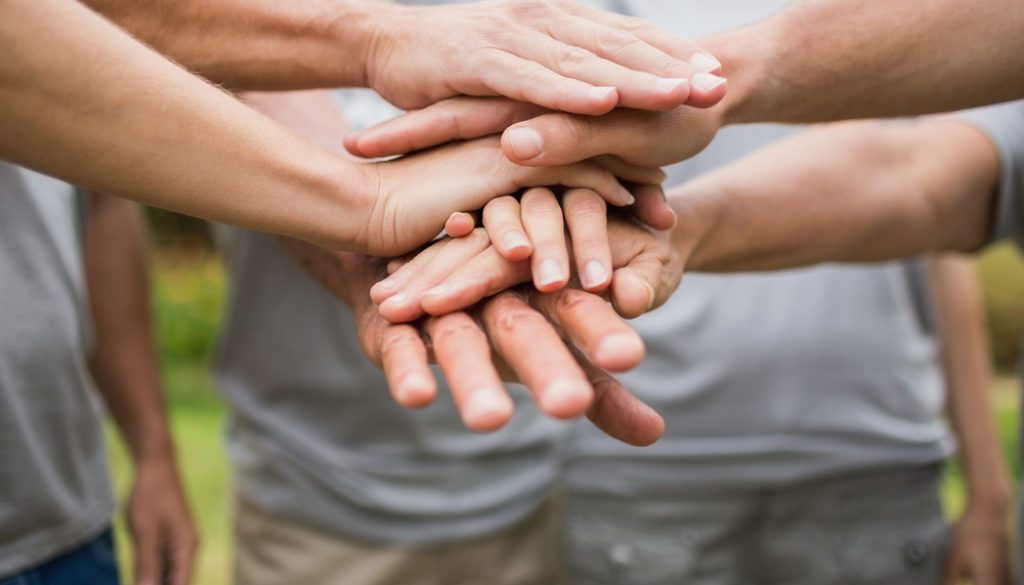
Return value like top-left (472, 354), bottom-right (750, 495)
top-left (248, 0), bottom-right (724, 443)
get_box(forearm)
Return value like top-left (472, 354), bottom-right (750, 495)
top-left (671, 120), bottom-right (999, 272)
top-left (2, 0), bottom-right (369, 250)
top-left (929, 256), bottom-right (1012, 507)
top-left (85, 194), bottom-right (174, 462)
top-left (711, 0), bottom-right (1024, 125)
top-left (84, 0), bottom-right (377, 90)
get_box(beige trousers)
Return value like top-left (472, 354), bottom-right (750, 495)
top-left (234, 494), bottom-right (566, 585)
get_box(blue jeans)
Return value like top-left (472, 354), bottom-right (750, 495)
top-left (0, 528), bottom-right (119, 585)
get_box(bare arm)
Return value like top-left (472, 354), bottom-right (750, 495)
top-left (85, 0), bottom-right (721, 112)
top-left (714, 0), bottom-right (1024, 125)
top-left (2, 0), bottom-right (368, 248)
top-left (84, 193), bottom-right (197, 585)
top-left (673, 120), bottom-right (1001, 272)
top-left (928, 256), bottom-right (1012, 585)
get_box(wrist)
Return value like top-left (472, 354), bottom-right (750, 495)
top-left (299, 155), bottom-right (376, 252)
top-left (348, 1), bottom-right (407, 92)
top-left (667, 184), bottom-right (723, 271)
top-left (321, 0), bottom-right (389, 88)
top-left (702, 17), bottom-right (784, 126)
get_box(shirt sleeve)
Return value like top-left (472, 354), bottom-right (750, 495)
top-left (956, 101), bottom-right (1024, 247)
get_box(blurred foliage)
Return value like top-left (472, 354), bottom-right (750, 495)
top-left (152, 249), bottom-right (225, 366)
top-left (978, 243), bottom-right (1024, 372)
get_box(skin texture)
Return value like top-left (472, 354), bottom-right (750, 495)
top-left (348, 0), bottom-right (1023, 166)
top-left (280, 240), bottom-right (665, 445)
top-left (84, 194), bottom-right (197, 585)
top-left (380, 118), bottom-right (1001, 322)
top-left (246, 89), bottom-right (664, 445)
top-left (85, 0), bottom-right (721, 111)
top-left (2, 0), bottom-right (658, 257)
top-left (929, 257), bottom-right (1013, 585)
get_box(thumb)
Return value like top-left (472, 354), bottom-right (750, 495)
top-left (502, 113), bottom-right (610, 167)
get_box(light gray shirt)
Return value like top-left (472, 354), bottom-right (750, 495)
top-left (960, 102), bottom-right (1024, 247)
top-left (0, 164), bottom-right (112, 577)
top-left (565, 0), bottom-right (953, 496)
top-left (215, 228), bottom-right (567, 545)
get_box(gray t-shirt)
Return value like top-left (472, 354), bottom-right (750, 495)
top-left (215, 228), bottom-right (567, 545)
top-left (959, 102), bottom-right (1024, 246)
top-left (0, 164), bottom-right (113, 577)
top-left (565, 0), bottom-right (952, 496)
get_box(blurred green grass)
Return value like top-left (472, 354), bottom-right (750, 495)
top-left (105, 245), bottom-right (1024, 585)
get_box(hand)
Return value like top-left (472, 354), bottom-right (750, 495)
top-left (943, 500), bottom-right (1012, 585)
top-left (374, 200), bottom-right (685, 323)
top-left (335, 253), bottom-right (663, 445)
top-left (126, 456), bottom-right (197, 585)
top-left (345, 94), bottom-right (724, 168)
top-left (357, 136), bottom-right (664, 256)
top-left (361, 0), bottom-right (726, 114)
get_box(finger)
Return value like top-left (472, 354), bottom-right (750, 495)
top-left (521, 188), bottom-right (570, 292)
top-left (377, 323), bottom-right (437, 408)
top-left (482, 292), bottom-right (593, 419)
top-left (502, 114), bottom-right (607, 166)
top-left (535, 288), bottom-right (644, 372)
top-left (610, 265), bottom-right (660, 319)
top-left (444, 212), bottom-right (476, 237)
top-left (577, 354), bottom-right (664, 446)
top-left (630, 184), bottom-right (677, 230)
top-left (344, 97), bottom-right (548, 159)
top-left (379, 229), bottom-right (492, 322)
top-left (563, 189), bottom-right (612, 291)
top-left (427, 313), bottom-right (514, 431)
top-left (386, 258), bottom-right (408, 275)
top-left (560, 3), bottom-right (728, 106)
top-left (483, 196), bottom-right (532, 261)
top-left (475, 52), bottom-right (619, 116)
top-left (132, 519), bottom-right (161, 585)
top-left (512, 32), bottom-right (690, 111)
top-left (592, 155), bottom-right (667, 186)
top-left (421, 247), bottom-right (531, 315)
top-left (168, 526), bottom-right (198, 585)
top-left (371, 240), bottom-right (449, 304)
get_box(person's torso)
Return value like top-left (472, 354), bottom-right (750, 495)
top-left (0, 163), bottom-right (113, 577)
top-left (566, 0), bottom-right (952, 496)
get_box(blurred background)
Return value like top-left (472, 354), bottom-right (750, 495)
top-left (106, 210), bottom-right (1024, 585)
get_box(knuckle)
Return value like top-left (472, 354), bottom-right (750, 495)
top-left (565, 190), bottom-right (607, 218)
top-left (553, 288), bottom-right (592, 314)
top-left (553, 45), bottom-right (597, 71)
top-left (379, 328), bottom-right (417, 359)
top-left (491, 306), bottom-right (539, 334)
top-left (432, 317), bottom-right (482, 341)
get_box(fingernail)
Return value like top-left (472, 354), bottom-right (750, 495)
top-left (398, 374), bottom-right (433, 405)
top-left (691, 72), bottom-right (727, 93)
top-left (376, 278), bottom-right (395, 291)
top-left (594, 333), bottom-right (643, 368)
top-left (689, 52), bottom-right (721, 73)
top-left (590, 86), bottom-right (616, 101)
top-left (536, 259), bottom-right (565, 288)
top-left (463, 392), bottom-right (513, 429)
top-left (505, 127), bottom-right (544, 161)
top-left (540, 378), bottom-right (592, 417)
top-left (619, 186), bottom-right (636, 206)
top-left (502, 231), bottom-right (531, 253)
top-left (423, 283), bottom-right (451, 297)
top-left (583, 261), bottom-right (609, 289)
top-left (381, 293), bottom-right (409, 309)
top-left (655, 78), bottom-right (688, 94)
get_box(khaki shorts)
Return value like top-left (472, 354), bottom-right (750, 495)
top-left (565, 465), bottom-right (949, 585)
top-left (234, 494), bottom-right (565, 585)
